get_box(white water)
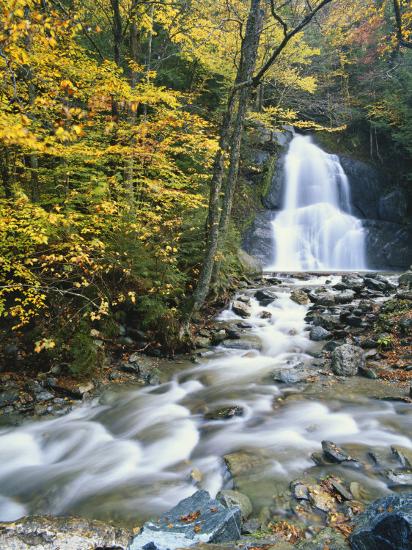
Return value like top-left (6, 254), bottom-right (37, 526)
top-left (269, 135), bottom-right (367, 271)
top-left (0, 276), bottom-right (410, 526)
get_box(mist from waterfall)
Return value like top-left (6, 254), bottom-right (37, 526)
top-left (269, 134), bottom-right (367, 271)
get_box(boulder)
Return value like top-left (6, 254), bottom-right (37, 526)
top-left (399, 271), bottom-right (412, 289)
top-left (310, 326), bottom-right (332, 342)
top-left (334, 289), bottom-right (356, 304)
top-left (290, 289), bottom-right (310, 305)
top-left (254, 289), bottom-right (277, 306)
top-left (272, 365), bottom-right (313, 384)
top-left (232, 301), bottom-right (251, 319)
top-left (379, 189), bottom-right (408, 223)
top-left (0, 515), bottom-right (130, 550)
top-left (308, 290), bottom-right (336, 306)
top-left (217, 490), bottom-right (252, 521)
top-left (331, 344), bottom-right (365, 376)
top-left (237, 249), bottom-right (263, 277)
top-left (129, 490), bottom-right (241, 550)
top-left (350, 494), bottom-right (412, 550)
top-left (321, 440), bottom-right (357, 464)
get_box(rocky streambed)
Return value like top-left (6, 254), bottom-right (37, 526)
top-left (0, 270), bottom-right (411, 549)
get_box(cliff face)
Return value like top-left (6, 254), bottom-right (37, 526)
top-left (241, 130), bottom-right (412, 270)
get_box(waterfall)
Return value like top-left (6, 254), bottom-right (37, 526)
top-left (269, 134), bottom-right (367, 271)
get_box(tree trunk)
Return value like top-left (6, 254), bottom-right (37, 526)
top-left (187, 0), bottom-right (262, 317)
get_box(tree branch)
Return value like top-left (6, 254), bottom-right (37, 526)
top-left (252, 0), bottom-right (333, 87)
top-left (393, 0), bottom-right (412, 49)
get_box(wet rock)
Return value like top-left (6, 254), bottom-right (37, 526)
top-left (211, 331), bottom-right (226, 346)
top-left (335, 289), bottom-right (356, 304)
top-left (308, 291), bottom-right (335, 306)
top-left (0, 515), bottom-right (130, 549)
top-left (254, 289), bottom-right (277, 306)
top-left (237, 295), bottom-right (251, 304)
top-left (399, 317), bottom-right (412, 335)
top-left (330, 479), bottom-right (352, 501)
top-left (217, 490), bottom-right (253, 521)
top-left (391, 446), bottom-right (412, 469)
top-left (399, 271), bottom-right (412, 288)
top-left (335, 275), bottom-right (365, 292)
top-left (225, 329), bottom-right (241, 340)
top-left (291, 481), bottom-right (309, 501)
top-left (321, 440), bottom-right (357, 464)
top-left (379, 189), bottom-right (408, 223)
top-left (259, 311), bottom-right (272, 319)
top-left (350, 493), bottom-right (412, 550)
top-left (312, 314), bottom-right (342, 332)
top-left (221, 339), bottom-right (261, 351)
top-left (358, 365), bottom-right (378, 379)
top-left (386, 470), bottom-right (412, 486)
top-left (310, 326), bottom-right (331, 342)
top-left (0, 389), bottom-right (19, 408)
top-left (129, 490), bottom-right (241, 550)
top-left (204, 406), bottom-right (244, 421)
top-left (224, 452), bottom-right (267, 477)
top-left (237, 249), bottom-right (263, 277)
top-left (241, 517), bottom-right (261, 534)
top-left (363, 220), bottom-right (412, 269)
top-left (272, 365), bottom-right (313, 384)
top-left (237, 321), bottom-right (252, 329)
top-left (232, 301), bottom-right (252, 318)
top-left (47, 380), bottom-right (94, 400)
top-left (363, 276), bottom-right (388, 292)
top-left (290, 289), bottom-right (310, 305)
top-left (242, 211), bottom-right (276, 265)
top-left (345, 315), bottom-right (363, 328)
top-left (331, 344), bottom-right (365, 376)
top-left (323, 340), bottom-right (341, 352)
top-left (194, 336), bottom-right (211, 350)
top-left (308, 486), bottom-right (336, 513)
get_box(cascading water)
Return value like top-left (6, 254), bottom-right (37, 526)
top-left (269, 134), bottom-right (367, 271)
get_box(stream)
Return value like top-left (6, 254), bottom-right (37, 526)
top-left (0, 274), bottom-right (411, 528)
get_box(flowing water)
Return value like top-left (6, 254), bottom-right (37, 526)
top-left (0, 275), bottom-right (410, 527)
top-left (269, 135), bottom-right (367, 271)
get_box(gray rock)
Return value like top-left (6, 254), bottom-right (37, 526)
top-left (310, 326), bottom-right (332, 342)
top-left (339, 156), bottom-right (384, 219)
top-left (254, 289), bottom-right (277, 306)
top-left (321, 440), bottom-right (357, 464)
top-left (0, 390), bottom-right (19, 408)
top-left (237, 249), bottom-right (263, 276)
top-left (272, 365), bottom-right (313, 384)
top-left (334, 289), bottom-right (356, 304)
top-left (308, 290), bottom-right (336, 306)
top-left (290, 289), bottom-right (310, 305)
top-left (242, 211), bottom-right (276, 266)
top-left (204, 406), bottom-right (244, 421)
top-left (350, 494), bottom-right (412, 550)
top-left (232, 301), bottom-right (251, 319)
top-left (362, 219), bottom-right (412, 269)
top-left (379, 189), bottom-right (408, 223)
top-left (217, 490), bottom-right (252, 521)
top-left (331, 344), bottom-right (365, 376)
top-left (129, 490), bottom-right (241, 550)
top-left (194, 336), bottom-right (211, 349)
top-left (262, 155), bottom-right (285, 210)
top-left (0, 515), bottom-right (130, 549)
top-left (399, 271), bottom-right (412, 288)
